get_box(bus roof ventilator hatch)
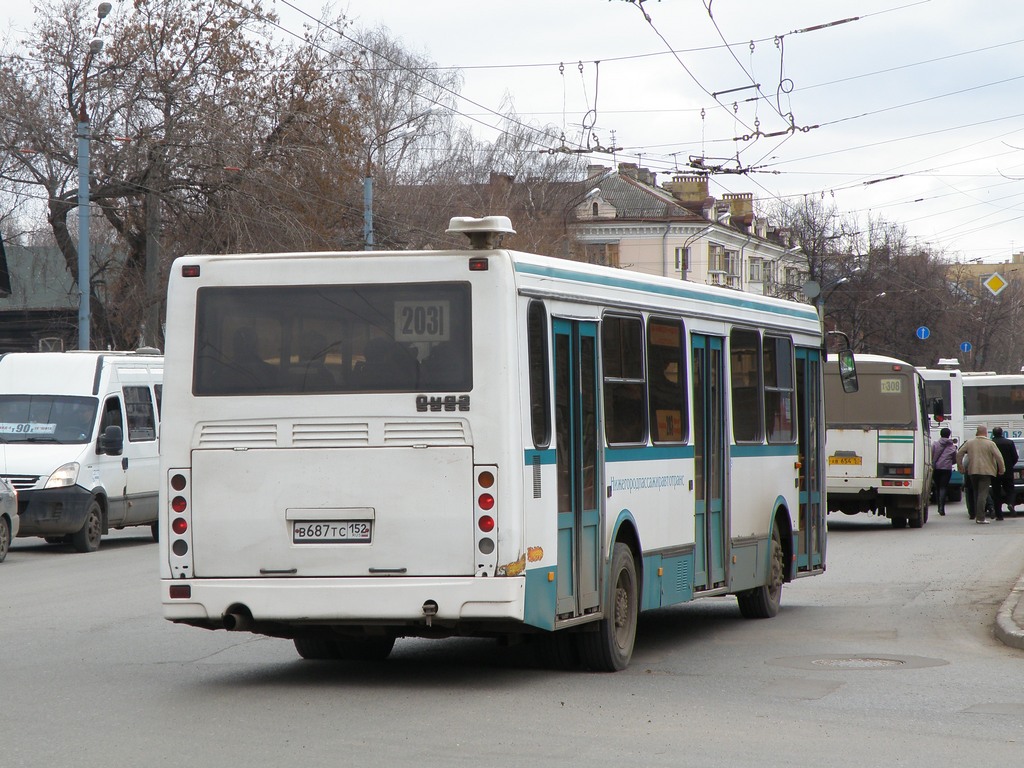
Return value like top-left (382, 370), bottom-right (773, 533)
top-left (447, 216), bottom-right (516, 250)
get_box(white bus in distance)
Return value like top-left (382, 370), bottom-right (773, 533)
top-left (159, 215), bottom-right (850, 671)
top-left (917, 360), bottom-right (966, 501)
top-left (825, 353), bottom-right (933, 528)
top-left (962, 372), bottom-right (1024, 439)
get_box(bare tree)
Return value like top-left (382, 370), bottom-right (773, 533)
top-left (0, 0), bottom-right (364, 348)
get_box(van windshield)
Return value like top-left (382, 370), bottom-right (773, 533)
top-left (192, 283), bottom-right (472, 396)
top-left (0, 395), bottom-right (98, 443)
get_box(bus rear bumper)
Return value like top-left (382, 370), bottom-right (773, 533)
top-left (161, 576), bottom-right (527, 627)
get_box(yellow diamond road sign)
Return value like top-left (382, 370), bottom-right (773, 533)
top-left (984, 272), bottom-right (1008, 296)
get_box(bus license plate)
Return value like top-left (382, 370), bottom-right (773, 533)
top-left (292, 520), bottom-right (372, 543)
top-left (828, 456), bottom-right (862, 465)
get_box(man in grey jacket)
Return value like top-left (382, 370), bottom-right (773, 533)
top-left (956, 425), bottom-right (1006, 524)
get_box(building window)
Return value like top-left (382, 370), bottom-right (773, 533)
top-left (583, 243), bottom-right (620, 268)
top-left (592, 202), bottom-right (599, 216)
top-left (674, 247), bottom-right (690, 272)
top-left (724, 249), bottom-right (740, 276)
top-left (749, 258), bottom-right (763, 282)
top-left (708, 243), bottom-right (725, 273)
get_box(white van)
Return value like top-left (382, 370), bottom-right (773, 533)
top-left (0, 350), bottom-right (163, 552)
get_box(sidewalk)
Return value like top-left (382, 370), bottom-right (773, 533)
top-left (996, 570), bottom-right (1024, 650)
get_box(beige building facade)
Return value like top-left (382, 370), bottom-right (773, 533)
top-left (569, 164), bottom-right (808, 299)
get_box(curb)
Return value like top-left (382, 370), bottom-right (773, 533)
top-left (995, 571), bottom-right (1024, 651)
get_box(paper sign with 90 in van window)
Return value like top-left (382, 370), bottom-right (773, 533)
top-left (0, 422), bottom-right (57, 435)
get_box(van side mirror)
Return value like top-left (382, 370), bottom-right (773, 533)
top-left (98, 425), bottom-right (124, 456)
top-left (837, 349), bottom-right (858, 393)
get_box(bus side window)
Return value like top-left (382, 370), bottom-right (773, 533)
top-left (603, 315), bottom-right (646, 445)
top-left (647, 316), bottom-right (687, 444)
top-left (763, 336), bottom-right (795, 443)
top-left (730, 328), bottom-right (764, 442)
top-left (526, 301), bottom-right (551, 448)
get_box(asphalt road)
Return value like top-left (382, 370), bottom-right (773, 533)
top-left (3, 500), bottom-right (1023, 767)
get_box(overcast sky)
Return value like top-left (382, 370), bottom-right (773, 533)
top-left (320, 0), bottom-right (1024, 265)
top-left (6, 0), bottom-right (1024, 264)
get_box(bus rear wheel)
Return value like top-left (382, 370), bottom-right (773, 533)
top-left (578, 542), bottom-right (637, 672)
top-left (335, 636), bottom-right (395, 661)
top-left (294, 633), bottom-right (340, 660)
top-left (294, 633), bottom-right (395, 661)
top-left (737, 526), bottom-right (784, 619)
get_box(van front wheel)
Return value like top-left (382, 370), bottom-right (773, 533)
top-left (71, 501), bottom-right (103, 553)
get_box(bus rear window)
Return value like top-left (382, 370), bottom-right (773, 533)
top-left (193, 283), bottom-right (472, 395)
top-left (825, 371), bottom-right (915, 428)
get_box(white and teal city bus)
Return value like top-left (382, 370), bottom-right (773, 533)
top-left (159, 216), bottom-right (839, 671)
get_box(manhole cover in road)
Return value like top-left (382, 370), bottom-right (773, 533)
top-left (771, 654), bottom-right (948, 671)
top-left (811, 657), bottom-right (904, 669)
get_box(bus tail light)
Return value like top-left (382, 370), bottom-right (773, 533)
top-left (474, 465), bottom-right (498, 577)
top-left (167, 469), bottom-right (194, 581)
top-left (880, 464), bottom-right (913, 477)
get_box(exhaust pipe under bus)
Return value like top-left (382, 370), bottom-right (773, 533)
top-left (222, 611), bottom-right (254, 632)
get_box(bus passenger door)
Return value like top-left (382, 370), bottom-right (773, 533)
top-left (796, 347), bottom-right (825, 572)
top-left (691, 334), bottom-right (726, 590)
top-left (553, 319), bottom-right (601, 618)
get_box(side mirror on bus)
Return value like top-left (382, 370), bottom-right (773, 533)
top-left (837, 349), bottom-right (859, 393)
top-left (98, 425), bottom-right (124, 456)
top-left (932, 398), bottom-right (945, 420)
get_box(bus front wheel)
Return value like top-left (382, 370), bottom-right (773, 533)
top-left (578, 542), bottom-right (637, 672)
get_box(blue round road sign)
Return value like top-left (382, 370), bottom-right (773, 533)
top-left (960, 341), bottom-right (972, 353)
top-left (916, 326), bottom-right (930, 340)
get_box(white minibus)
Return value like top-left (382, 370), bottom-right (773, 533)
top-left (0, 350), bottom-right (163, 551)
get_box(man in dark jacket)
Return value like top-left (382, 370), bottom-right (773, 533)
top-left (991, 427), bottom-right (1019, 519)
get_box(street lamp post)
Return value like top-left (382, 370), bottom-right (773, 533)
top-left (802, 267), bottom-right (861, 347)
top-left (76, 2), bottom-right (112, 350)
top-left (363, 107), bottom-right (441, 250)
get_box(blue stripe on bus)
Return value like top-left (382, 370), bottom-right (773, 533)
top-left (530, 444), bottom-right (796, 463)
top-left (605, 445), bottom-right (695, 462)
top-left (731, 443), bottom-right (800, 458)
top-left (878, 435), bottom-right (914, 443)
top-left (514, 261), bottom-right (819, 322)
top-left (524, 449), bottom-right (557, 466)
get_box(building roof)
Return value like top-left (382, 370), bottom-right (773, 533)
top-left (583, 168), bottom-right (703, 222)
